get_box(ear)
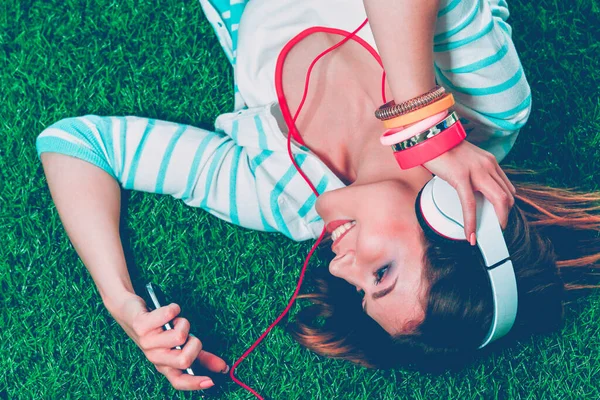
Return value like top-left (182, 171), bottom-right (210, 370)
top-left (402, 317), bottom-right (424, 335)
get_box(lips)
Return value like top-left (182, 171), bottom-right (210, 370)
top-left (331, 223), bottom-right (356, 250)
top-left (326, 219), bottom-right (354, 234)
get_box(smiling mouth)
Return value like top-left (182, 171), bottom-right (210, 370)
top-left (331, 221), bottom-right (356, 249)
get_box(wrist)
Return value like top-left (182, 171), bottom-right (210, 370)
top-left (103, 288), bottom-right (139, 318)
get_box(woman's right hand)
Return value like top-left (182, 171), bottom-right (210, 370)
top-left (109, 293), bottom-right (229, 391)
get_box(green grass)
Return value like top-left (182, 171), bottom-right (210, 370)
top-left (1, 0), bottom-right (600, 398)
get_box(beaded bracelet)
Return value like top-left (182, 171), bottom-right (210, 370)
top-left (383, 93), bottom-right (455, 129)
top-left (392, 119), bottom-right (467, 170)
top-left (375, 86), bottom-right (446, 121)
top-left (391, 111), bottom-right (460, 151)
top-left (380, 110), bottom-right (448, 146)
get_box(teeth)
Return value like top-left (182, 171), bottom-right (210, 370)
top-left (331, 221), bottom-right (356, 242)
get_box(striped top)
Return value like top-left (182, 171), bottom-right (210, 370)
top-left (37, 0), bottom-right (532, 242)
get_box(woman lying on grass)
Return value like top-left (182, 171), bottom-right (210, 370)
top-left (37, 0), bottom-right (600, 392)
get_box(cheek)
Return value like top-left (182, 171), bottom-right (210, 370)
top-left (364, 212), bottom-right (405, 239)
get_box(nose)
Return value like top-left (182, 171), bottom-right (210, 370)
top-left (328, 250), bottom-right (356, 279)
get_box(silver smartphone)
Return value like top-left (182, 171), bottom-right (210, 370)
top-left (142, 282), bottom-right (226, 385)
top-left (144, 282), bottom-right (198, 375)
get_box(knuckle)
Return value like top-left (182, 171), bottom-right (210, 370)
top-left (177, 354), bottom-right (193, 370)
top-left (191, 336), bottom-right (203, 351)
top-left (179, 318), bottom-right (190, 333)
top-left (166, 307), bottom-right (179, 321)
top-left (482, 156), bottom-right (495, 169)
top-left (175, 331), bottom-right (188, 346)
top-left (186, 335), bottom-right (199, 349)
top-left (485, 152), bottom-right (497, 163)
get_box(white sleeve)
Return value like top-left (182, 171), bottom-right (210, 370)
top-left (37, 115), bottom-right (275, 233)
top-left (433, 0), bottom-right (532, 161)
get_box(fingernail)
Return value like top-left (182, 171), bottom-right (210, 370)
top-left (221, 365), bottom-right (230, 374)
top-left (200, 379), bottom-right (214, 389)
top-left (470, 233), bottom-right (476, 246)
top-left (189, 333), bottom-right (196, 338)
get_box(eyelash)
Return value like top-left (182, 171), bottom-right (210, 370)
top-left (358, 264), bottom-right (391, 300)
top-left (374, 264), bottom-right (390, 286)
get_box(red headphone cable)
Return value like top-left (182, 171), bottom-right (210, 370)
top-left (229, 17), bottom-right (386, 399)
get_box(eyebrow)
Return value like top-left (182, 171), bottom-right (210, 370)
top-left (363, 276), bottom-right (399, 314)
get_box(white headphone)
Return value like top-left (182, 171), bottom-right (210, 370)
top-left (416, 176), bottom-right (518, 348)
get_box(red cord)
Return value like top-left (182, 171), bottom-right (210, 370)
top-left (229, 17), bottom-right (383, 399)
top-left (381, 69), bottom-right (388, 104)
top-left (228, 227), bottom-right (326, 398)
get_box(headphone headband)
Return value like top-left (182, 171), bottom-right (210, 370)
top-left (417, 177), bottom-right (518, 348)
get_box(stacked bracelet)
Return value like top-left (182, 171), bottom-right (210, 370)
top-left (376, 85), bottom-right (467, 170)
top-left (375, 86), bottom-right (446, 120)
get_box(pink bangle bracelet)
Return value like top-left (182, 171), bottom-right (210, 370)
top-left (380, 110), bottom-right (449, 146)
top-left (393, 120), bottom-right (467, 170)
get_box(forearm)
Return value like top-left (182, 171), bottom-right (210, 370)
top-left (362, 0), bottom-right (440, 102)
top-left (41, 152), bottom-right (135, 314)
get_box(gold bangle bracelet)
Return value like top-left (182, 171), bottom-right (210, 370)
top-left (375, 86), bottom-right (446, 121)
top-left (383, 93), bottom-right (456, 129)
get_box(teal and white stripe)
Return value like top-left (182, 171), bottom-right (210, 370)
top-left (433, 0), bottom-right (531, 159)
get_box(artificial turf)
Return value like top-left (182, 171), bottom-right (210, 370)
top-left (1, 0), bottom-right (599, 398)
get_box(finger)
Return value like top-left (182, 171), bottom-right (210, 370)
top-left (197, 349), bottom-right (229, 374)
top-left (134, 303), bottom-right (181, 337)
top-left (478, 176), bottom-right (511, 230)
top-left (496, 164), bottom-right (516, 195)
top-left (489, 170), bottom-right (514, 209)
top-left (454, 177), bottom-right (477, 245)
top-left (139, 317), bottom-right (190, 350)
top-left (157, 365), bottom-right (214, 391)
top-left (147, 334), bottom-right (202, 370)
top-left (171, 317), bottom-right (191, 342)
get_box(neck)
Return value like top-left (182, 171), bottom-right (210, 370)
top-left (304, 87), bottom-right (432, 191)
top-left (350, 111), bottom-right (432, 193)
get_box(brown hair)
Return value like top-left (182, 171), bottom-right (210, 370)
top-left (288, 169), bottom-right (600, 371)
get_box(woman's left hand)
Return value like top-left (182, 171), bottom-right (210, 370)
top-left (422, 140), bottom-right (516, 245)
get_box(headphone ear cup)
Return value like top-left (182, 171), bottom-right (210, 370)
top-left (415, 184), bottom-right (485, 268)
top-left (415, 186), bottom-right (464, 246)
